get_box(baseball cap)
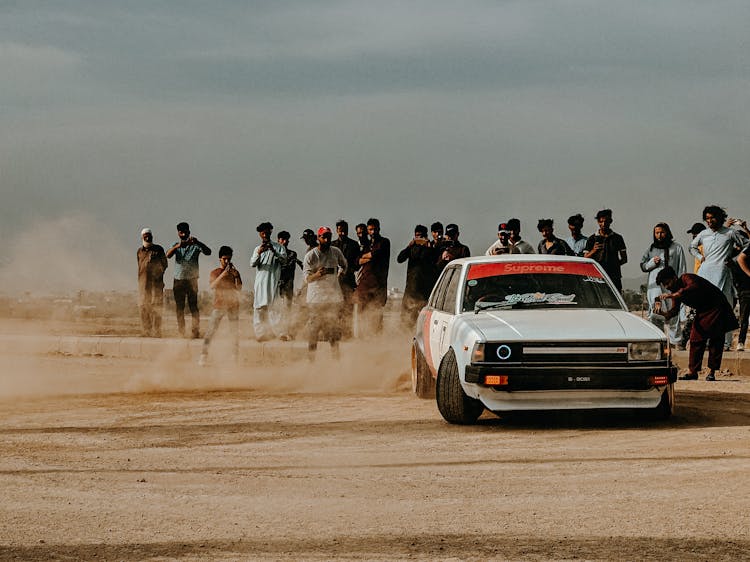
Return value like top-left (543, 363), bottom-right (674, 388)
top-left (445, 223), bottom-right (459, 236)
top-left (301, 228), bottom-right (315, 239)
top-left (317, 226), bottom-right (332, 236)
top-left (497, 223), bottom-right (510, 233)
top-left (687, 222), bottom-right (706, 235)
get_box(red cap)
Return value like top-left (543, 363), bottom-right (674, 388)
top-left (317, 226), bottom-right (332, 236)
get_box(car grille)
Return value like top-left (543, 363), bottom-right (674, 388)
top-left (482, 341), bottom-right (629, 365)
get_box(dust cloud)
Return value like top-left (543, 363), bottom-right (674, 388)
top-left (125, 336), bottom-right (411, 395)
top-left (0, 330), bottom-right (413, 401)
top-left (0, 213), bottom-right (132, 296)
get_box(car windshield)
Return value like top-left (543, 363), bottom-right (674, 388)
top-left (462, 261), bottom-right (622, 312)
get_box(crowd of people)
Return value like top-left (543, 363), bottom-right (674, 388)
top-left (136, 206), bottom-right (750, 374)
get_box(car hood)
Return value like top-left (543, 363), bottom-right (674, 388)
top-left (462, 308), bottom-right (664, 341)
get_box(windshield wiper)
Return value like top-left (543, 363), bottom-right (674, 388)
top-left (474, 301), bottom-right (514, 314)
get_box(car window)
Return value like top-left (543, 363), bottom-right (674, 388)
top-left (462, 261), bottom-right (622, 312)
top-left (428, 267), bottom-right (452, 308)
top-left (439, 267), bottom-right (460, 314)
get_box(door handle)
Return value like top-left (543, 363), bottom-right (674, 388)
top-left (433, 320), bottom-right (438, 325)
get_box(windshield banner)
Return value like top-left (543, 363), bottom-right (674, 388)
top-left (467, 261), bottom-right (603, 280)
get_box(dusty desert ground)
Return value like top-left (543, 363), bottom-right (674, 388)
top-left (1, 317), bottom-right (750, 561)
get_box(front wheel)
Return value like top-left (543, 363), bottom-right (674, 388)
top-left (436, 350), bottom-right (484, 424)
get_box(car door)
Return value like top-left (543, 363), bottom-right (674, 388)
top-left (437, 267), bottom-right (461, 357)
top-left (426, 268), bottom-right (454, 370)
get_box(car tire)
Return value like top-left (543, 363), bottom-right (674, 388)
top-left (411, 345), bottom-right (435, 399)
top-left (649, 383), bottom-right (674, 421)
top-left (436, 350), bottom-right (484, 424)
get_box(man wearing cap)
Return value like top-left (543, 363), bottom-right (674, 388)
top-left (301, 228), bottom-right (318, 253)
top-left (303, 227), bottom-right (348, 359)
top-left (137, 228), bottom-right (168, 337)
top-left (565, 214), bottom-right (588, 257)
top-left (397, 225), bottom-right (435, 328)
top-left (486, 220), bottom-right (533, 255)
top-left (250, 221), bottom-right (287, 341)
top-left (584, 209), bottom-right (627, 293)
top-left (166, 221), bottom-right (212, 338)
top-left (486, 223), bottom-right (513, 256)
top-left (355, 218), bottom-right (391, 334)
top-left (436, 223), bottom-right (470, 273)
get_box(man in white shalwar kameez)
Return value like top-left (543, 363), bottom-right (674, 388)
top-left (251, 222), bottom-right (287, 341)
top-left (690, 206), bottom-right (745, 349)
top-left (640, 223), bottom-right (687, 344)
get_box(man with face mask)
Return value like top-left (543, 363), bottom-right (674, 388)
top-left (250, 221), bottom-right (287, 342)
top-left (166, 221), bottom-right (212, 338)
top-left (137, 228), bottom-right (168, 337)
top-left (303, 226), bottom-right (348, 360)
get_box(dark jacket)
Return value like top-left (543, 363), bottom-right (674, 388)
top-left (332, 236), bottom-right (360, 290)
top-left (397, 240), bottom-right (435, 301)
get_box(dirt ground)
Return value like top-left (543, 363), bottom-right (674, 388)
top-left (1, 319), bottom-right (750, 561)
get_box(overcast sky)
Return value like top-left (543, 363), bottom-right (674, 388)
top-left (1, 1), bottom-right (748, 293)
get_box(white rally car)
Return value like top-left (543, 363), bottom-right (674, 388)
top-left (411, 255), bottom-right (677, 424)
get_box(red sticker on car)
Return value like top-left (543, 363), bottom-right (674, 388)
top-left (467, 261), bottom-right (603, 280)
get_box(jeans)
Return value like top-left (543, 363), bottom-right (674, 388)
top-left (173, 278), bottom-right (199, 336)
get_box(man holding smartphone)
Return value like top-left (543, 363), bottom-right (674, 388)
top-left (397, 224), bottom-right (435, 328)
top-left (199, 246), bottom-right (242, 366)
top-left (303, 226), bottom-right (348, 360)
top-left (166, 221), bottom-right (212, 338)
top-left (584, 209), bottom-right (627, 293)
